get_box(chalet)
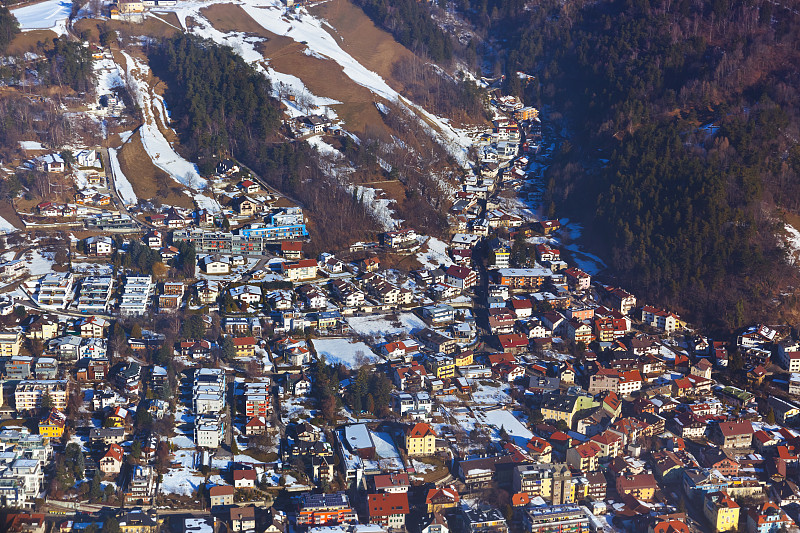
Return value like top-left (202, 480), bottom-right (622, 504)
top-left (240, 179), bottom-right (260, 194)
top-left (100, 443), bottom-right (124, 475)
top-left (281, 241), bottom-right (303, 260)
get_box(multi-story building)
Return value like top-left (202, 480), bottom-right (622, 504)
top-left (0, 332), bottom-right (22, 357)
top-left (243, 382), bottom-right (271, 418)
top-left (119, 276), bottom-right (154, 316)
top-left (512, 463), bottom-right (572, 504)
top-left (194, 414), bottom-right (224, 449)
top-left (296, 492), bottom-right (357, 526)
top-left (33, 272), bottom-right (74, 308)
top-left (124, 465), bottom-right (155, 505)
top-left (704, 491), bottom-right (739, 533)
top-left (14, 381), bottom-right (68, 412)
top-left (38, 408), bottom-right (65, 439)
top-left (194, 368), bottom-right (226, 415)
top-left (522, 505), bottom-right (590, 533)
top-left (77, 277), bottom-right (114, 313)
top-left (367, 492), bottom-right (409, 529)
top-left (405, 423), bottom-right (436, 457)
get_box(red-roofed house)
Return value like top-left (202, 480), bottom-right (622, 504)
top-left (445, 265), bottom-right (477, 290)
top-left (716, 421), bottom-right (753, 449)
top-left (497, 334), bottom-right (528, 354)
top-left (233, 469), bottom-right (257, 489)
top-left (367, 492), bottom-right (409, 528)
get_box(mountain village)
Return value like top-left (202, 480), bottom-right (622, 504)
top-left (1, 1), bottom-right (800, 533)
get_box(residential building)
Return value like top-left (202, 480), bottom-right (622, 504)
top-left (405, 423), bottom-right (436, 457)
top-left (124, 466), bottom-right (155, 505)
top-left (210, 485), bottom-right (235, 507)
top-left (367, 492), bottom-right (409, 529)
top-left (512, 463), bottom-right (572, 504)
top-left (704, 491), bottom-right (740, 533)
top-left (15, 381), bottom-right (68, 412)
top-left (296, 492), bottom-right (357, 526)
top-left (522, 505), bottom-right (590, 533)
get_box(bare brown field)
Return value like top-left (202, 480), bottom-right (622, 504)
top-left (0, 201), bottom-right (25, 230)
top-left (310, 0), bottom-right (414, 92)
top-left (200, 3), bottom-right (273, 36)
top-left (116, 129), bottom-right (195, 209)
top-left (6, 30), bottom-right (55, 55)
top-left (74, 14), bottom-right (181, 43)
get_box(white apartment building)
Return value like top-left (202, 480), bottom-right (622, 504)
top-left (194, 414), bottom-right (224, 448)
top-left (193, 368), bottom-right (226, 415)
top-left (33, 272), bottom-right (75, 308)
top-left (120, 276), bottom-right (154, 316)
top-left (77, 277), bottom-right (115, 313)
top-left (14, 380), bottom-right (68, 412)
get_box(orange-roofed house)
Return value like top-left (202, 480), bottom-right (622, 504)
top-left (651, 519), bottom-right (690, 533)
top-left (100, 443), bottom-right (124, 475)
top-left (746, 501), bottom-right (795, 533)
top-left (566, 441), bottom-right (601, 473)
top-left (703, 491), bottom-right (740, 532)
top-left (615, 473), bottom-right (658, 501)
top-left (512, 492), bottom-right (530, 507)
top-left (525, 436), bottom-right (552, 462)
top-left (426, 485), bottom-right (459, 513)
top-left (406, 423), bottom-right (436, 456)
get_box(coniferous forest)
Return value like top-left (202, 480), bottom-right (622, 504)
top-left (446, 0), bottom-right (800, 328)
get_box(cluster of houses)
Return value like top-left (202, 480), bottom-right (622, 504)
top-left (6, 74), bottom-right (800, 533)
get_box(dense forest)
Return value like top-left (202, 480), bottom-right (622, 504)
top-left (149, 34), bottom-right (381, 251)
top-left (40, 39), bottom-right (95, 92)
top-left (442, 0), bottom-right (800, 328)
top-left (0, 4), bottom-right (19, 52)
top-left (356, 0), bottom-right (453, 62)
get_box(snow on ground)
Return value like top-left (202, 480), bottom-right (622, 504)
top-left (19, 141), bottom-right (44, 150)
top-left (784, 224), bottom-right (800, 266)
top-left (108, 148), bottom-right (138, 205)
top-left (557, 220), bottom-right (607, 275)
top-left (119, 51), bottom-right (207, 191)
top-left (11, 0), bottom-right (72, 36)
top-left (474, 408), bottom-right (532, 447)
top-left (346, 312), bottom-right (427, 341)
top-left (416, 236), bottom-right (453, 269)
top-left (71, 262), bottom-right (113, 275)
top-left (239, 1), bottom-right (398, 101)
top-left (307, 136), bottom-right (341, 158)
top-left (161, 449), bottom-right (204, 496)
top-left (22, 249), bottom-right (55, 276)
top-left (94, 54), bottom-right (124, 94)
top-left (471, 381), bottom-right (513, 406)
top-left (354, 186), bottom-right (400, 231)
top-left (153, 1), bottom-right (338, 117)
top-left (311, 338), bottom-right (379, 368)
top-left (369, 431), bottom-right (404, 470)
top-left (0, 214), bottom-right (17, 233)
top-left (410, 459), bottom-right (435, 474)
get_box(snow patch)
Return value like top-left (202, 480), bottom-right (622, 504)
top-left (11, 0), bottom-right (72, 36)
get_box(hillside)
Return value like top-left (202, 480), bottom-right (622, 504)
top-left (441, 0), bottom-right (800, 329)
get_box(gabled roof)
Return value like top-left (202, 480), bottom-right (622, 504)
top-left (407, 422), bottom-right (436, 438)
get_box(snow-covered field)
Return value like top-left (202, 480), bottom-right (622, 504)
top-left (346, 313), bottom-right (427, 341)
top-left (311, 338), bottom-right (379, 368)
top-left (471, 381), bottom-right (513, 406)
top-left (475, 408), bottom-right (532, 447)
top-left (11, 0), bottom-right (72, 36)
top-left (108, 148), bottom-right (138, 205)
top-left (0, 214), bottom-right (17, 233)
top-left (160, 449), bottom-right (204, 496)
top-left (416, 237), bottom-right (453, 269)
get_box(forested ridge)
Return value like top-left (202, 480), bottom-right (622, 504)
top-left (150, 34), bottom-right (381, 251)
top-left (444, 0), bottom-right (800, 328)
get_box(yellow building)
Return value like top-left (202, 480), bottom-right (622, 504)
top-left (406, 423), bottom-right (436, 457)
top-left (427, 356), bottom-right (455, 379)
top-left (0, 331), bottom-right (22, 356)
top-left (454, 351), bottom-right (473, 367)
top-left (38, 408), bottom-right (66, 439)
top-left (704, 491), bottom-right (739, 532)
top-left (540, 394), bottom-right (598, 428)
